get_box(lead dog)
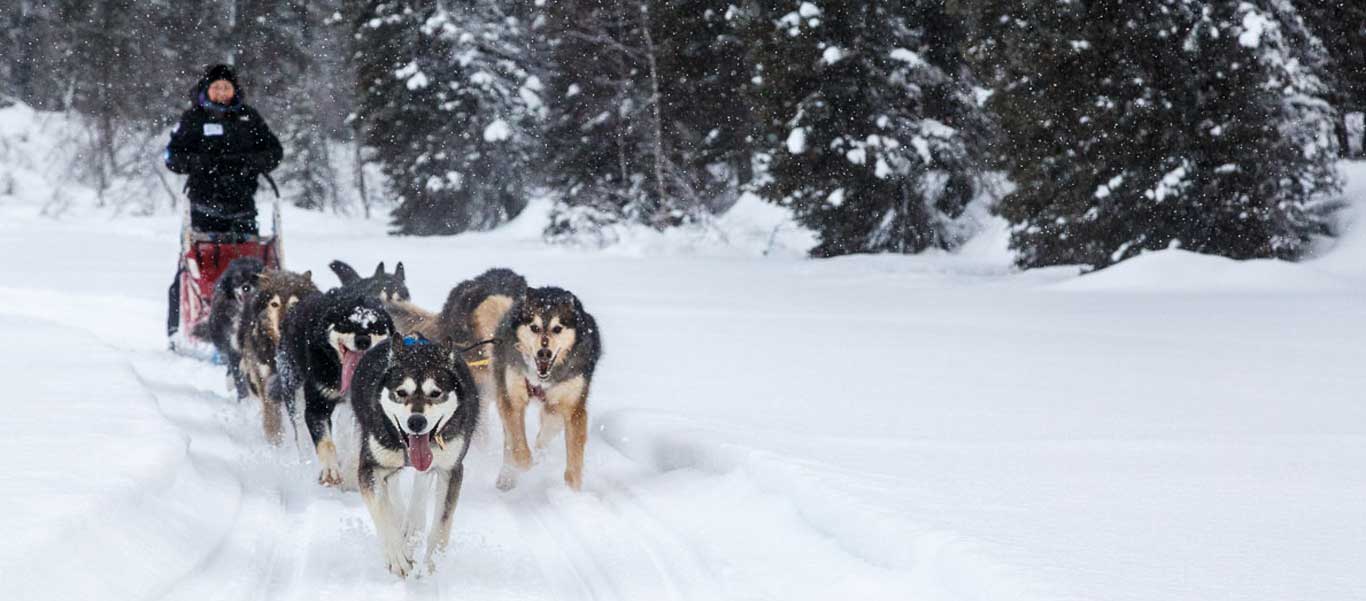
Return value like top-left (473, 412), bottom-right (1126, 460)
top-left (491, 287), bottom-right (601, 491)
top-left (351, 336), bottom-right (479, 577)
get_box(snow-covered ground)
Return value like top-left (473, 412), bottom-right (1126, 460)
top-left (2, 106), bottom-right (1364, 600)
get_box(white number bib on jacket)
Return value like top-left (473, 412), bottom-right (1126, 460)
top-left (203, 123), bottom-right (224, 137)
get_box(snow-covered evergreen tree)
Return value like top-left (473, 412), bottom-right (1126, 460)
top-left (355, 0), bottom-right (540, 235)
top-left (972, 0), bottom-right (1340, 269)
top-left (744, 0), bottom-right (996, 257)
top-left (542, 0), bottom-right (753, 242)
top-left (541, 0), bottom-right (672, 239)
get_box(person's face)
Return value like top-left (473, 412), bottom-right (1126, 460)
top-left (208, 80), bottom-right (235, 104)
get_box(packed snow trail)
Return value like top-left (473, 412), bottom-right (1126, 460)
top-left (4, 163), bottom-right (1366, 600)
top-left (128, 353), bottom-right (735, 601)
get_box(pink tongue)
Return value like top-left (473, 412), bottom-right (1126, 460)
top-left (339, 349), bottom-right (363, 395)
top-left (407, 435), bottom-right (433, 472)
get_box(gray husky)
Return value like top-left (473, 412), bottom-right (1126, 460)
top-left (350, 336), bottom-right (479, 577)
top-left (198, 256), bottom-right (265, 399)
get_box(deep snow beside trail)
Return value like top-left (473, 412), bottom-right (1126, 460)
top-left (2, 138), bottom-right (1365, 600)
top-left (0, 316), bottom-right (239, 600)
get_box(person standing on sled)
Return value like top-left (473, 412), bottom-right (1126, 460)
top-left (163, 64), bottom-right (283, 337)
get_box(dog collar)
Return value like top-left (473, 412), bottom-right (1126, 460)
top-left (525, 378), bottom-right (547, 401)
top-left (403, 335), bottom-right (430, 347)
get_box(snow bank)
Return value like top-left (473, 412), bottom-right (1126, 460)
top-left (597, 411), bottom-right (1048, 601)
top-left (1055, 248), bottom-right (1349, 292)
top-left (1308, 160), bottom-right (1366, 280)
top-left (0, 315), bottom-right (238, 600)
top-left (525, 192), bottom-right (820, 258)
top-left (1054, 161), bottom-right (1366, 291)
top-left (0, 103), bottom-right (96, 217)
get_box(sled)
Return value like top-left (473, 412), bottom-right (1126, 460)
top-left (169, 192), bottom-right (284, 360)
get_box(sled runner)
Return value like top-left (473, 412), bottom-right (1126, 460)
top-left (169, 193), bottom-right (284, 359)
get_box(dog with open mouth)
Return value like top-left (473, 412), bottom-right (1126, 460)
top-left (350, 335), bottom-right (478, 578)
top-left (491, 286), bottom-right (601, 491)
top-left (277, 288), bottom-right (395, 486)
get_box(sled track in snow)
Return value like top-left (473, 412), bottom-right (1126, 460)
top-left (127, 351), bottom-right (728, 601)
top-left (507, 467), bottom-right (724, 601)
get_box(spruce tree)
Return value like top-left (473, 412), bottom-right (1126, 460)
top-left (972, 0), bottom-right (1341, 269)
top-left (354, 0), bottom-right (540, 235)
top-left (542, 0), bottom-right (754, 241)
top-left (744, 0), bottom-right (995, 257)
top-left (541, 0), bottom-right (672, 239)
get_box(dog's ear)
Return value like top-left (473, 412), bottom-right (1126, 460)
top-left (303, 270), bottom-right (313, 281)
top-left (394, 262), bottom-right (405, 282)
top-left (373, 262), bottom-right (386, 278)
top-left (329, 261), bottom-right (360, 285)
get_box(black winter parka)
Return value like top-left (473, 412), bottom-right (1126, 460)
top-left (164, 89), bottom-right (283, 231)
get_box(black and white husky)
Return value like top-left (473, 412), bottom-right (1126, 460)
top-left (350, 335), bottom-right (479, 577)
top-left (277, 288), bottom-right (395, 485)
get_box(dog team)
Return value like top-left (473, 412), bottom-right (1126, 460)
top-left (198, 258), bottom-right (602, 576)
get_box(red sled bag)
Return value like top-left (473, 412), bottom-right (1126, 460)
top-left (170, 199), bottom-right (283, 359)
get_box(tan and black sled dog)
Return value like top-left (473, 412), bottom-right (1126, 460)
top-left (238, 269), bottom-right (319, 443)
top-left (439, 268), bottom-right (528, 412)
top-left (490, 286), bottom-right (601, 491)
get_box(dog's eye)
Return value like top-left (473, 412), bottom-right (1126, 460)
top-left (551, 325), bottom-right (563, 334)
top-left (269, 300), bottom-right (281, 308)
top-left (396, 389), bottom-right (408, 398)
top-left (529, 324), bottom-right (541, 334)
top-left (427, 390), bottom-right (442, 399)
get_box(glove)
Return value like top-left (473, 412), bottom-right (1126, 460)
top-left (224, 154), bottom-right (258, 177)
top-left (201, 155), bottom-right (252, 178)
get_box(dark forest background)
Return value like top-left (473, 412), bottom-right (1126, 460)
top-left (2, 1), bottom-right (1363, 268)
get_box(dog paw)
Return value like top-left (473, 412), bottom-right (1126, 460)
top-left (384, 542), bottom-right (415, 578)
top-left (318, 465), bottom-right (344, 487)
top-left (496, 465), bottom-right (519, 492)
top-left (564, 469), bottom-right (583, 491)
